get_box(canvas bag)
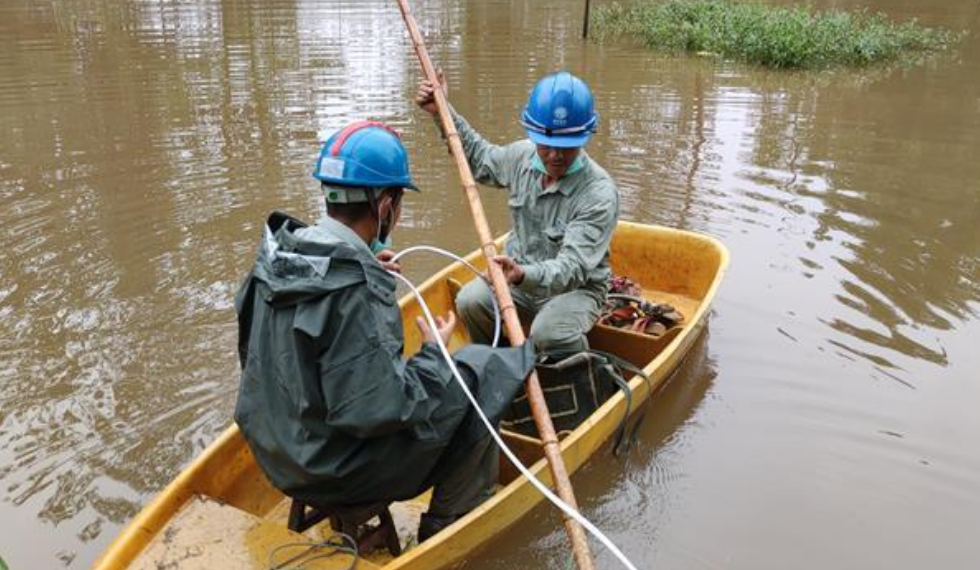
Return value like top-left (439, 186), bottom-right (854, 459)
top-left (500, 350), bottom-right (650, 454)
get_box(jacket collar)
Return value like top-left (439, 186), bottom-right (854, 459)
top-left (314, 215), bottom-right (375, 259)
top-left (312, 216), bottom-right (395, 303)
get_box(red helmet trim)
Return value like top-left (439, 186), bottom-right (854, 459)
top-left (329, 121), bottom-right (401, 157)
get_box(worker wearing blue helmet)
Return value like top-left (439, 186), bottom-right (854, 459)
top-left (235, 121), bottom-right (535, 544)
top-left (418, 72), bottom-right (620, 353)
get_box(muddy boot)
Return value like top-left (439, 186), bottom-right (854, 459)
top-left (417, 512), bottom-right (459, 543)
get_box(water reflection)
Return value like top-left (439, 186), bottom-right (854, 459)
top-left (0, 0), bottom-right (423, 567)
top-left (732, 59), bottom-right (980, 379)
top-left (593, 44), bottom-right (980, 384)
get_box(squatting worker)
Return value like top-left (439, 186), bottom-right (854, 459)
top-left (234, 121), bottom-right (535, 542)
top-left (417, 71), bottom-right (620, 354)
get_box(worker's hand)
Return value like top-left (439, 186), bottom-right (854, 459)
top-left (375, 249), bottom-right (402, 274)
top-left (491, 255), bottom-right (525, 285)
top-left (416, 311), bottom-right (457, 346)
top-left (416, 70), bottom-right (447, 116)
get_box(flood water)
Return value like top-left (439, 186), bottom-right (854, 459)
top-left (1, 0), bottom-right (979, 568)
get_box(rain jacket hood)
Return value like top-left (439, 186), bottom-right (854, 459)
top-left (253, 211), bottom-right (390, 308)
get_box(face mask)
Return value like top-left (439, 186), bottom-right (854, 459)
top-left (531, 153), bottom-right (586, 178)
top-left (370, 234), bottom-right (392, 255)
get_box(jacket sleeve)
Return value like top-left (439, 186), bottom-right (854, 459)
top-left (441, 108), bottom-right (522, 189)
top-left (517, 182), bottom-right (620, 297)
top-left (316, 290), bottom-right (454, 439)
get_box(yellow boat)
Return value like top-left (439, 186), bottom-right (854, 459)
top-left (92, 221), bottom-right (728, 570)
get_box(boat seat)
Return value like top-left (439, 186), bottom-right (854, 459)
top-left (288, 499), bottom-right (402, 557)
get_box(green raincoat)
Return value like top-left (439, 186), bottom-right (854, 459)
top-left (235, 212), bottom-right (535, 504)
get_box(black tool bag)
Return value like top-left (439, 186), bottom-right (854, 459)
top-left (501, 350), bottom-right (651, 454)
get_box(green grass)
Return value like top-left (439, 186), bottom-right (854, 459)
top-left (592, 0), bottom-right (958, 69)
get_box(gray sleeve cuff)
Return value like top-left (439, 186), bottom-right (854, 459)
top-left (516, 263), bottom-right (544, 293)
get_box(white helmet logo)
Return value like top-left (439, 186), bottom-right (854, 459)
top-left (319, 157), bottom-right (345, 179)
top-left (553, 106), bottom-right (568, 125)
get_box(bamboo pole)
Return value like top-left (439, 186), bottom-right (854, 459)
top-left (393, 1), bottom-right (596, 569)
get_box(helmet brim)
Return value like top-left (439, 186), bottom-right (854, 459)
top-left (526, 129), bottom-right (592, 149)
top-left (314, 173), bottom-right (420, 192)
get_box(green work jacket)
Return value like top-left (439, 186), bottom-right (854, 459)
top-left (451, 110), bottom-right (620, 299)
top-left (234, 212), bottom-right (534, 504)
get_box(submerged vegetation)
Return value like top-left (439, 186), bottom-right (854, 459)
top-left (593, 0), bottom-right (958, 69)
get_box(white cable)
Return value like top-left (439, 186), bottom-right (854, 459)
top-left (389, 270), bottom-right (640, 570)
top-left (391, 245), bottom-right (501, 348)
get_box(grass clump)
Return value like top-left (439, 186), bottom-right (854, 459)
top-left (593, 0), bottom-right (958, 69)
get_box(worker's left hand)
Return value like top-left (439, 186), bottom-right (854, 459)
top-left (376, 249), bottom-right (402, 274)
top-left (416, 311), bottom-right (457, 346)
top-left (491, 255), bottom-right (525, 285)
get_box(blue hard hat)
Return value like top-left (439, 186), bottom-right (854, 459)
top-left (520, 72), bottom-right (598, 148)
top-left (313, 121), bottom-right (419, 193)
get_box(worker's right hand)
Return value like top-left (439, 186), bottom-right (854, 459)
top-left (375, 248), bottom-right (402, 274)
top-left (416, 311), bottom-right (456, 346)
top-left (416, 70), bottom-right (447, 116)
top-left (491, 255), bottom-right (526, 285)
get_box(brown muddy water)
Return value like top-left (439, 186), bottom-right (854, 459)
top-left (1, 0), bottom-right (979, 568)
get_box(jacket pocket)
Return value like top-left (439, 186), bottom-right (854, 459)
top-left (543, 224), bottom-right (566, 257)
top-left (508, 192), bottom-right (546, 256)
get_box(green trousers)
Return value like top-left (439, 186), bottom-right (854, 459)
top-left (455, 279), bottom-right (603, 353)
top-left (424, 426), bottom-right (498, 517)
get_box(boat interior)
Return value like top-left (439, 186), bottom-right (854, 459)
top-left (123, 224), bottom-right (725, 570)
